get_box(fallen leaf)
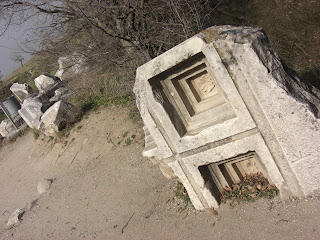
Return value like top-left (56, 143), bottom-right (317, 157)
top-left (181, 208), bottom-right (188, 213)
top-left (210, 207), bottom-right (218, 216)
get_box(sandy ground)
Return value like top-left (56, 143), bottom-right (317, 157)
top-left (0, 105), bottom-right (319, 240)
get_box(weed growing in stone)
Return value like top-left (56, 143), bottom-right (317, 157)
top-left (174, 181), bottom-right (192, 206)
top-left (124, 138), bottom-right (132, 146)
top-left (123, 131), bottom-right (129, 137)
top-left (221, 173), bottom-right (279, 204)
top-left (32, 130), bottom-right (39, 140)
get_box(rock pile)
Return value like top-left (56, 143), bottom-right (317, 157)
top-left (0, 95), bottom-right (26, 138)
top-left (11, 74), bottom-right (77, 137)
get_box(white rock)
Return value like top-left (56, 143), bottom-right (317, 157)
top-left (10, 83), bottom-right (35, 102)
top-left (18, 98), bottom-right (43, 129)
top-left (6, 209), bottom-right (25, 229)
top-left (40, 101), bottom-right (77, 136)
top-left (34, 74), bottom-right (61, 93)
top-left (0, 119), bottom-right (15, 138)
top-left (37, 179), bottom-right (52, 194)
top-left (55, 53), bottom-right (88, 80)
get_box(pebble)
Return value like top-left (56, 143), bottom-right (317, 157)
top-left (37, 179), bottom-right (53, 194)
top-left (7, 209), bottom-right (25, 229)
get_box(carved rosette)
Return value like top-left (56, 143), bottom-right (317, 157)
top-left (198, 74), bottom-right (215, 93)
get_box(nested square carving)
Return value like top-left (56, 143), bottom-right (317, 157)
top-left (149, 52), bottom-right (236, 136)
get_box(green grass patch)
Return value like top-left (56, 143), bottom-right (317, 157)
top-left (74, 93), bottom-right (134, 122)
top-left (174, 181), bottom-right (192, 206)
top-left (124, 138), bottom-right (132, 146)
top-left (123, 131), bottom-right (129, 137)
top-left (32, 130), bottom-right (39, 140)
top-left (221, 173), bottom-right (279, 204)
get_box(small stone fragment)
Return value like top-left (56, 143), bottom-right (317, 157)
top-left (0, 119), bottom-right (16, 138)
top-left (6, 209), bottom-right (25, 229)
top-left (37, 179), bottom-right (53, 194)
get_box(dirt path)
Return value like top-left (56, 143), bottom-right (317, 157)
top-left (0, 106), bottom-right (319, 240)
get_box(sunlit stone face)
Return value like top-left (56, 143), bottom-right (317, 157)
top-left (191, 72), bottom-right (217, 99)
top-left (149, 52), bottom-right (236, 136)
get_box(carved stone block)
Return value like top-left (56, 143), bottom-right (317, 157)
top-left (134, 26), bottom-right (320, 209)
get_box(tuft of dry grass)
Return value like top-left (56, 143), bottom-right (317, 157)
top-left (248, 0), bottom-right (320, 86)
top-left (221, 173), bottom-right (279, 204)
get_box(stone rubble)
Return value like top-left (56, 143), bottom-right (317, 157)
top-left (6, 73), bottom-right (77, 137)
top-left (0, 95), bottom-right (27, 138)
top-left (10, 83), bottom-right (35, 102)
top-left (0, 119), bottom-right (16, 138)
top-left (2, 53), bottom-right (83, 138)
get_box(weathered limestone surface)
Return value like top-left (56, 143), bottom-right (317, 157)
top-left (49, 87), bottom-right (71, 102)
top-left (134, 25), bottom-right (320, 210)
top-left (18, 98), bottom-right (43, 129)
top-left (55, 53), bottom-right (88, 80)
top-left (34, 74), bottom-right (61, 93)
top-left (10, 83), bottom-right (35, 102)
top-left (0, 119), bottom-right (16, 137)
top-left (204, 26), bottom-right (320, 196)
top-left (40, 101), bottom-right (77, 136)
